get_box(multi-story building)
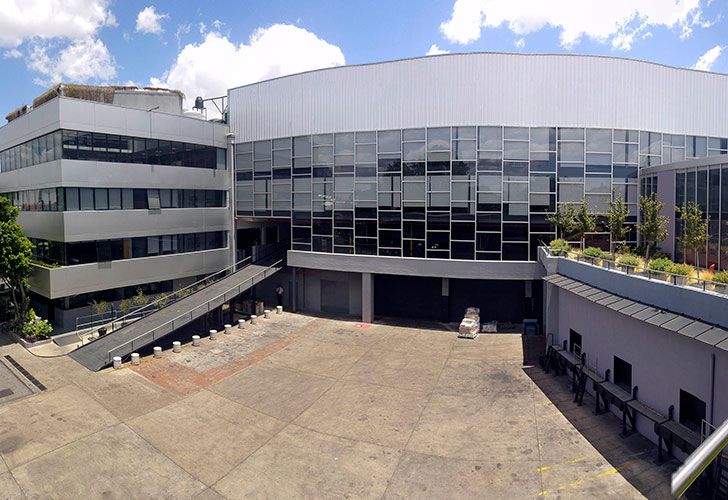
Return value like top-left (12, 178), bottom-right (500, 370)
top-left (0, 85), bottom-right (232, 332)
top-left (227, 52), bottom-right (728, 323)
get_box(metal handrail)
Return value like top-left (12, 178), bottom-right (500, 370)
top-left (105, 256), bottom-right (285, 362)
top-left (544, 246), bottom-right (728, 295)
top-left (672, 416), bottom-right (728, 497)
top-left (98, 242), bottom-right (288, 334)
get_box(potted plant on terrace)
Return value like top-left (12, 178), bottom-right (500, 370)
top-left (647, 257), bottom-right (672, 281)
top-left (583, 246), bottom-right (603, 265)
top-left (616, 254), bottom-right (640, 273)
top-left (668, 262), bottom-right (694, 286)
top-left (549, 239), bottom-right (570, 256)
top-left (711, 271), bottom-right (728, 294)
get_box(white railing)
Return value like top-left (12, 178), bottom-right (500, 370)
top-left (671, 417), bottom-right (728, 497)
top-left (105, 256), bottom-right (285, 363)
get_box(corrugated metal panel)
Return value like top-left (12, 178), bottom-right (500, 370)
top-left (228, 53), bottom-right (728, 142)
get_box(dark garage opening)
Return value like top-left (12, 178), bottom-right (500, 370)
top-left (374, 275), bottom-right (443, 321)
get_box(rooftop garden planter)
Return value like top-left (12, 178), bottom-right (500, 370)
top-left (712, 271), bottom-right (728, 294)
top-left (582, 246), bottom-right (603, 265)
top-left (616, 254), bottom-right (641, 274)
top-left (647, 257), bottom-right (672, 281)
top-left (549, 239), bottom-right (570, 257)
top-left (668, 263), bottom-right (694, 286)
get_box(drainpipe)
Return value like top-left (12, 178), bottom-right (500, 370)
top-left (226, 132), bottom-right (236, 269)
top-left (710, 353), bottom-right (716, 425)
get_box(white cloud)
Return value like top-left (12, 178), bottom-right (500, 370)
top-left (440, 0), bottom-right (704, 50)
top-left (0, 0), bottom-right (115, 48)
top-left (175, 23), bottom-right (191, 49)
top-left (426, 44), bottom-right (450, 55)
top-left (693, 44), bottom-right (724, 71)
top-left (151, 24), bottom-right (345, 109)
top-left (3, 48), bottom-right (22, 58)
top-left (135, 6), bottom-right (168, 35)
top-left (28, 37), bottom-right (116, 85)
top-left (514, 37), bottom-right (525, 49)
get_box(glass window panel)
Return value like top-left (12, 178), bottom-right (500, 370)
top-left (586, 129), bottom-right (612, 152)
top-left (478, 172), bottom-right (502, 192)
top-left (334, 133), bottom-right (354, 154)
top-left (313, 146), bottom-right (333, 164)
top-left (453, 140), bottom-right (476, 160)
top-left (503, 203), bottom-right (528, 221)
top-left (427, 128), bottom-right (450, 151)
top-left (558, 163), bottom-right (584, 182)
top-left (272, 149), bottom-right (291, 166)
top-left (558, 128), bottom-right (584, 141)
top-left (377, 130), bottom-right (401, 152)
top-left (585, 175), bottom-right (612, 194)
top-left (355, 131), bottom-right (376, 143)
top-left (504, 141), bottom-right (529, 160)
top-left (355, 144), bottom-right (376, 162)
top-left (253, 140), bottom-right (271, 160)
top-left (403, 142), bottom-right (426, 161)
top-left (108, 188), bottom-right (121, 210)
top-left (403, 128), bottom-right (425, 141)
top-left (312, 134), bottom-right (333, 146)
top-left (530, 173), bottom-right (555, 193)
top-left (94, 188), bottom-right (108, 210)
top-left (478, 126), bottom-right (502, 150)
top-left (452, 182), bottom-right (475, 201)
top-left (503, 161), bottom-right (528, 181)
top-left (80, 188), bottom-right (94, 210)
top-left (427, 173), bottom-right (450, 191)
top-left (403, 182), bottom-right (425, 201)
top-left (558, 184), bottom-right (584, 202)
top-left (504, 127), bottom-right (529, 141)
top-left (530, 127), bottom-right (556, 152)
top-left (504, 182), bottom-right (528, 202)
top-left (558, 142), bottom-right (584, 161)
top-left (529, 193), bottom-right (555, 212)
top-left (293, 136), bottom-right (311, 156)
top-left (614, 129), bottom-right (638, 142)
top-left (613, 143), bottom-right (638, 163)
top-left (65, 187), bottom-right (79, 211)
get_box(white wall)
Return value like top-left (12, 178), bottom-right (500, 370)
top-left (550, 284), bottom-right (728, 445)
top-left (229, 53), bottom-right (728, 142)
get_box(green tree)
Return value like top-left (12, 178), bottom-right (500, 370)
top-left (572, 200), bottom-right (597, 250)
top-left (0, 196), bottom-right (34, 326)
top-left (637, 193), bottom-right (668, 260)
top-left (547, 204), bottom-right (577, 239)
top-left (677, 201), bottom-right (710, 271)
top-left (607, 193), bottom-right (630, 254)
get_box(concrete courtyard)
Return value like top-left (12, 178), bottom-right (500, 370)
top-left (0, 313), bottom-right (674, 499)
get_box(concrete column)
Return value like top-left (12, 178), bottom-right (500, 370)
top-left (292, 267), bottom-right (298, 312)
top-left (362, 272), bottom-right (374, 324)
top-left (441, 277), bottom-right (450, 322)
top-left (226, 132), bottom-right (237, 268)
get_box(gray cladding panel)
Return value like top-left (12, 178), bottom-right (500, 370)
top-left (229, 53), bottom-right (728, 142)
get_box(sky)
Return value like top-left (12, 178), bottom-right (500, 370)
top-left (0, 0), bottom-right (726, 116)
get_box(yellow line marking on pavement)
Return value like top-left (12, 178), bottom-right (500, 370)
top-left (537, 460), bottom-right (637, 496)
top-left (537, 455), bottom-right (590, 472)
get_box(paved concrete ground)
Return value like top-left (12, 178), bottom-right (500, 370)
top-left (0, 313), bottom-right (675, 499)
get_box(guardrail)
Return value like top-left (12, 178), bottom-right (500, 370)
top-left (545, 247), bottom-right (728, 296)
top-left (93, 242), bottom-right (288, 337)
top-left (105, 256), bottom-right (285, 364)
top-left (671, 416), bottom-right (728, 497)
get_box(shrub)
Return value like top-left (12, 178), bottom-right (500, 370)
top-left (583, 247), bottom-right (603, 258)
top-left (647, 258), bottom-right (673, 272)
top-left (549, 239), bottom-right (570, 255)
top-left (21, 317), bottom-right (52, 340)
top-left (132, 288), bottom-right (148, 307)
top-left (89, 299), bottom-right (109, 317)
top-left (712, 271), bottom-right (728, 284)
top-left (616, 254), bottom-right (640, 268)
top-left (118, 298), bottom-right (134, 316)
top-left (668, 262), bottom-right (695, 276)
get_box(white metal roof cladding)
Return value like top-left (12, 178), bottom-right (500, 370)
top-left (227, 53), bottom-right (728, 142)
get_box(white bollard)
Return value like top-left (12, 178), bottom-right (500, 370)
top-left (264, 309), bottom-right (271, 319)
top-left (238, 319), bottom-right (245, 329)
top-left (131, 353), bottom-right (140, 366)
top-left (209, 329), bottom-right (218, 340)
top-left (172, 341), bottom-right (181, 353)
top-left (153, 346), bottom-right (162, 358)
top-left (224, 324), bottom-right (232, 335)
top-left (113, 356), bottom-right (122, 369)
top-left (276, 305), bottom-right (283, 314)
top-left (192, 335), bottom-right (200, 346)
top-left (250, 315), bottom-right (257, 324)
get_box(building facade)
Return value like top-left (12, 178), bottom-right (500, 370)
top-left (0, 89), bottom-right (232, 332)
top-left (227, 53), bottom-right (728, 321)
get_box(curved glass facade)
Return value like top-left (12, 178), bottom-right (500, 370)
top-left (236, 127), bottom-right (728, 262)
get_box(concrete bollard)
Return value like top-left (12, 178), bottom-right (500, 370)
top-left (250, 315), bottom-right (257, 324)
top-left (276, 305), bottom-right (283, 314)
top-left (238, 319), bottom-right (245, 329)
top-left (131, 353), bottom-right (140, 366)
top-left (264, 309), bottom-right (271, 319)
top-left (192, 335), bottom-right (200, 346)
top-left (224, 324), bottom-right (232, 335)
top-left (113, 356), bottom-right (122, 369)
top-left (153, 346), bottom-right (162, 358)
top-left (209, 329), bottom-right (218, 340)
top-left (172, 341), bottom-right (181, 353)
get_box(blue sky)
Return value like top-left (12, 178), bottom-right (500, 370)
top-left (0, 0), bottom-right (726, 116)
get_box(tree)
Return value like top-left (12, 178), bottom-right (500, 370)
top-left (637, 193), bottom-right (668, 260)
top-left (546, 204), bottom-right (577, 239)
top-left (677, 201), bottom-right (709, 271)
top-left (607, 193), bottom-right (630, 254)
top-left (572, 200), bottom-right (596, 250)
top-left (0, 196), bottom-right (34, 326)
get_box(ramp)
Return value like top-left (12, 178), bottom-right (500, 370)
top-left (70, 251), bottom-right (285, 371)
